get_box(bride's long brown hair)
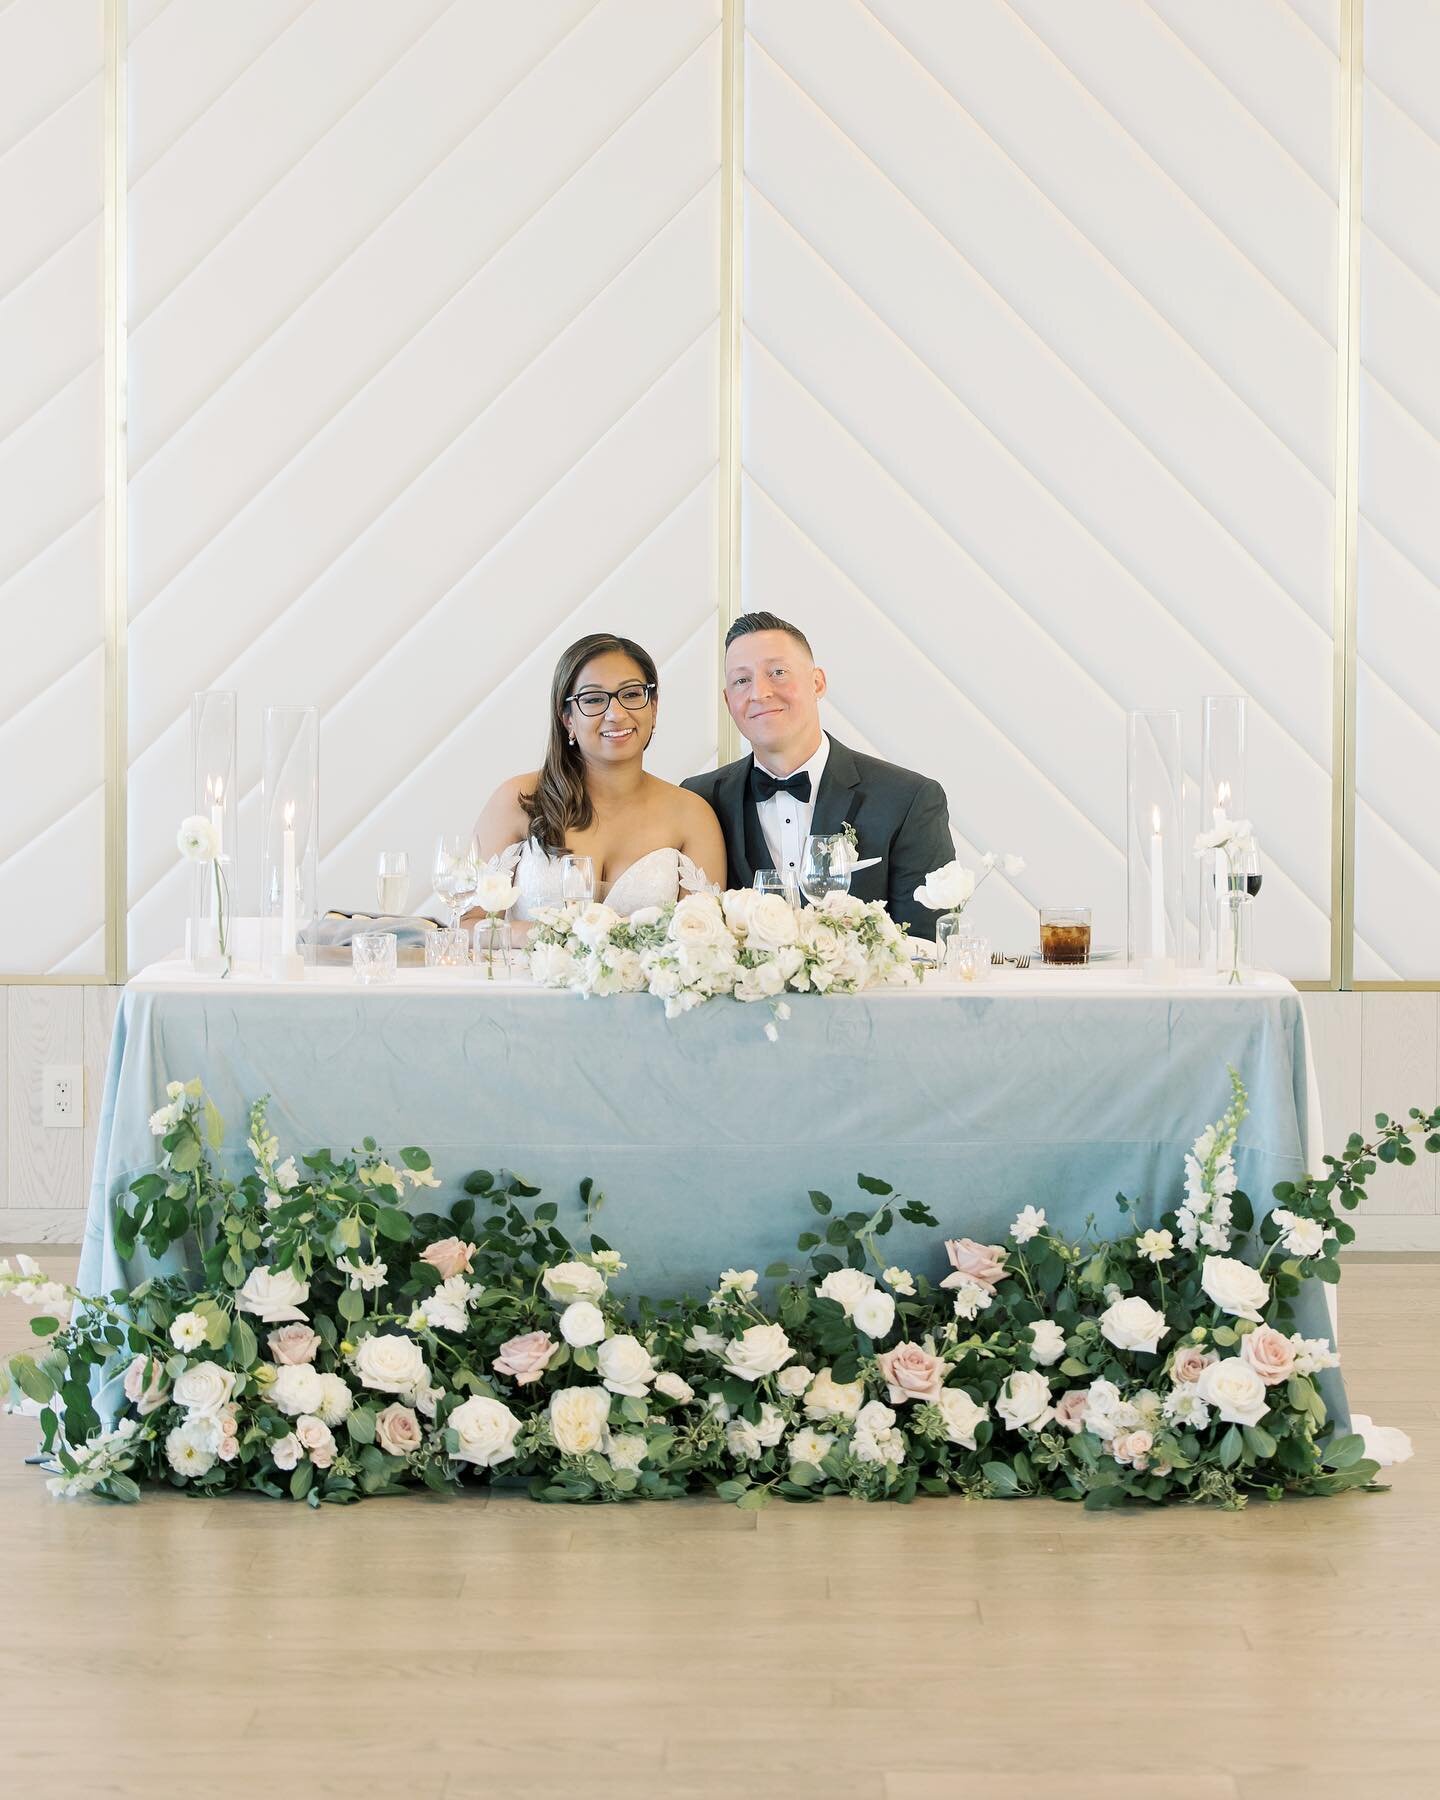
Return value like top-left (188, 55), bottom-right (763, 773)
top-left (520, 633), bottom-right (659, 853)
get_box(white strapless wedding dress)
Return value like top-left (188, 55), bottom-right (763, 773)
top-left (494, 841), bottom-right (714, 921)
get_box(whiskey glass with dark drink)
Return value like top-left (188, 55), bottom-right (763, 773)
top-left (1040, 907), bottom-right (1092, 965)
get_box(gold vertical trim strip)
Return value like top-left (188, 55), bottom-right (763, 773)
top-left (103, 0), bottom-right (129, 986)
top-left (1331, 0), bottom-right (1362, 992)
top-left (717, 0), bottom-right (744, 766)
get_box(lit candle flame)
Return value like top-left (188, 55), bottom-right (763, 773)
top-left (283, 800), bottom-right (295, 828)
top-left (214, 776), bottom-right (223, 804)
top-left (1151, 804), bottom-right (1162, 833)
top-left (1217, 780), bottom-right (1231, 808)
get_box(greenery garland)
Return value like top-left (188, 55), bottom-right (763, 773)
top-left (4, 1076), bottom-right (1437, 1511)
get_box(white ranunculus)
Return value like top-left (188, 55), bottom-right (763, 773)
top-left (853, 1290), bottom-right (896, 1340)
top-left (1200, 1256), bottom-right (1270, 1322)
top-left (169, 1311), bottom-right (208, 1352)
top-left (176, 815), bottom-right (219, 863)
top-left (351, 1332), bottom-right (429, 1398)
top-left (1272, 1209), bottom-right (1325, 1258)
top-left (721, 889), bottom-right (756, 934)
top-left (268, 1363), bottom-right (325, 1417)
top-left (1195, 1356), bottom-right (1269, 1428)
top-left (1137, 1228), bottom-right (1175, 1263)
top-left (1099, 1296), bottom-right (1170, 1355)
top-left (473, 872), bottom-right (519, 914)
top-left (528, 942), bottom-right (580, 987)
top-left (788, 1426), bottom-right (836, 1466)
top-left (166, 1416), bottom-right (219, 1476)
top-left (628, 905), bottom-right (664, 929)
top-left (542, 1260), bottom-right (606, 1305)
top-left (558, 1301), bottom-right (607, 1348)
top-left (172, 1361), bottom-right (237, 1419)
top-left (449, 1395), bottom-right (521, 1468)
top-left (914, 860), bottom-right (975, 912)
top-left (1028, 1319), bottom-right (1068, 1366)
top-left (596, 1334), bottom-right (655, 1397)
top-left (745, 894), bottom-right (800, 951)
top-left (996, 1370), bottom-right (1054, 1433)
top-left (815, 1267), bottom-right (877, 1317)
top-left (1011, 1205), bottom-right (1047, 1243)
top-left (776, 1365), bottom-right (814, 1398)
top-left (148, 1102), bottom-right (181, 1136)
top-left (549, 1385), bottom-right (612, 1456)
top-left (722, 1323), bottom-right (794, 1381)
top-left (653, 1372), bottom-right (694, 1404)
top-left (608, 1434), bottom-right (647, 1472)
top-left (312, 1373), bottom-right (354, 1427)
top-left (668, 892), bottom-right (727, 948)
top-left (804, 1367), bottom-right (865, 1422)
top-left (236, 1266), bottom-right (311, 1324)
top-left (935, 1387), bottom-right (989, 1449)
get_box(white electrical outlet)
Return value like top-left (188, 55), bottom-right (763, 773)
top-left (42, 1065), bottom-right (84, 1129)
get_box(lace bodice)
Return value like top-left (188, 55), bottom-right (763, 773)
top-left (494, 842), bottom-right (713, 921)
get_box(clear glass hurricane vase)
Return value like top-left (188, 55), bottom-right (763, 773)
top-left (190, 855), bottom-right (232, 977)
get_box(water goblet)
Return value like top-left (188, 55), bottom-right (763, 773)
top-left (753, 868), bottom-right (800, 910)
top-left (433, 835), bottom-right (479, 930)
top-left (800, 834), bottom-right (852, 906)
top-left (560, 854), bottom-right (595, 907)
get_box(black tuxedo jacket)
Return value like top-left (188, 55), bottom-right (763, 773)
top-left (682, 735), bottom-right (955, 939)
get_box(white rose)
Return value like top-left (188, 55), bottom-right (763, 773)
top-left (542, 1261), bottom-right (606, 1305)
top-left (726, 1417), bottom-right (764, 1461)
top-left (914, 860), bottom-right (975, 912)
top-left (935, 1387), bottom-right (989, 1449)
top-left (270, 1432), bottom-right (302, 1472)
top-left (722, 1323), bottom-right (794, 1381)
top-left (236, 1266), bottom-right (310, 1324)
top-left (746, 894), bottom-right (800, 951)
top-left (295, 1415), bottom-right (337, 1468)
top-left (853, 1290), bottom-right (896, 1340)
top-left (1195, 1356), bottom-right (1270, 1427)
top-left (1200, 1257), bottom-right (1270, 1323)
top-left (559, 1301), bottom-right (607, 1348)
top-left (608, 1434), bottom-right (647, 1472)
top-left (996, 1370), bottom-right (1054, 1433)
top-left (528, 942), bottom-right (579, 987)
top-left (312, 1373), bottom-right (354, 1427)
top-left (788, 1426), bottom-right (836, 1466)
top-left (1272, 1209), bottom-right (1325, 1258)
top-left (473, 872), bottom-right (519, 913)
top-left (721, 889), bottom-right (756, 934)
top-left (776, 1365), bottom-right (815, 1398)
top-left (668, 892), bottom-right (727, 948)
top-left (449, 1395), bottom-right (521, 1468)
top-left (653, 1372), bottom-right (694, 1404)
top-left (352, 1332), bottom-right (429, 1398)
top-left (172, 1361), bottom-right (237, 1419)
top-left (684, 1325), bottom-right (728, 1358)
top-left (754, 1403), bottom-right (786, 1447)
top-left (804, 1367), bottom-right (865, 1421)
top-left (1099, 1296), bottom-right (1170, 1355)
top-left (570, 902), bottom-right (621, 948)
top-left (1028, 1320), bottom-right (1068, 1366)
top-left (549, 1386), bottom-right (612, 1456)
top-left (268, 1363), bottom-right (325, 1418)
top-left (815, 1268), bottom-right (877, 1317)
top-left (596, 1334), bottom-right (655, 1397)
top-left (628, 905), bottom-right (663, 929)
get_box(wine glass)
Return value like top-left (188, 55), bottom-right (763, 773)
top-left (799, 834), bottom-right (852, 905)
top-left (1222, 837), bottom-right (1261, 983)
top-left (433, 834), bottom-right (479, 931)
top-left (376, 850), bottom-right (409, 916)
top-left (754, 868), bottom-right (800, 910)
top-left (560, 854), bottom-right (595, 906)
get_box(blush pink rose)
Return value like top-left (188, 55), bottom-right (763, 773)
top-left (374, 1403), bottom-right (423, 1456)
top-left (1170, 1344), bottom-right (1219, 1386)
top-left (295, 1415), bottom-right (336, 1468)
top-left (122, 1353), bottom-right (170, 1416)
top-left (1053, 1388), bottom-right (1090, 1435)
top-left (216, 1404), bottom-right (240, 1463)
top-left (267, 1323), bottom-right (321, 1366)
top-left (940, 1238), bottom-right (1008, 1293)
top-left (875, 1342), bottom-right (947, 1406)
top-left (492, 1330), bottom-right (557, 1387)
top-left (1110, 1429), bottom-right (1154, 1469)
top-left (421, 1237), bottom-right (477, 1281)
top-left (1239, 1325), bottom-right (1297, 1388)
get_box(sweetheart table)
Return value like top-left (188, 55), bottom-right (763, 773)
top-left (78, 957), bottom-right (1343, 1423)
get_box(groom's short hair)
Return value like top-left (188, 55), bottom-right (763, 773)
top-left (724, 611), bottom-right (814, 659)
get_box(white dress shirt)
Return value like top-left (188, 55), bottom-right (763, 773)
top-left (754, 733), bottom-right (830, 880)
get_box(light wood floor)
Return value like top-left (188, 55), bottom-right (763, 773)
top-left (2, 1251), bottom-right (1436, 1800)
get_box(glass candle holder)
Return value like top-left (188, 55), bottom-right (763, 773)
top-left (954, 934), bottom-right (990, 983)
top-left (472, 917), bottom-right (513, 981)
top-left (424, 927), bottom-right (471, 969)
top-left (352, 931), bottom-right (398, 985)
top-left (260, 706), bottom-right (319, 981)
top-left (1040, 908), bottom-right (1092, 965)
top-left (1200, 695), bottom-right (1248, 974)
top-left (1126, 709), bottom-right (1183, 979)
top-left (188, 690), bottom-right (237, 974)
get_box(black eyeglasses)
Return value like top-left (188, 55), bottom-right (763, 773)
top-left (565, 681), bottom-right (655, 717)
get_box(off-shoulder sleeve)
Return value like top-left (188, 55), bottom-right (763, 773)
top-left (678, 849), bottom-right (718, 895)
top-left (486, 842), bottom-right (524, 875)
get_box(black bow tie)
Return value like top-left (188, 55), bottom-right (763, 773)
top-left (752, 766), bottom-right (812, 804)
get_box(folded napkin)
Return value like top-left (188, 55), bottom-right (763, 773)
top-left (305, 912), bottom-right (442, 949)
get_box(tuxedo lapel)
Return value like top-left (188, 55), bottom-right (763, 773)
top-left (810, 736), bottom-right (862, 838)
top-left (713, 758), bottom-right (759, 884)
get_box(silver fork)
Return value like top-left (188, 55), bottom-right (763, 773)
top-left (1011, 952), bottom-right (1031, 968)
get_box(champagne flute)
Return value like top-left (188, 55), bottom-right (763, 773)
top-left (754, 868), bottom-right (800, 910)
top-left (433, 834), bottom-right (479, 931)
top-left (376, 850), bottom-right (409, 916)
top-left (560, 854), bottom-right (595, 906)
top-left (799, 834), bottom-right (851, 905)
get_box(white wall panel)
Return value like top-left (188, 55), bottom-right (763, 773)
top-left (0, 0), bottom-right (107, 975)
top-left (743, 0), bottom-right (1337, 973)
top-left (125, 0), bottom-right (722, 970)
top-left (1353, 0), bottom-right (1440, 980)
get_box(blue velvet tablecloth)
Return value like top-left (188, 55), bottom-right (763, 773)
top-left (78, 962), bottom-right (1342, 1424)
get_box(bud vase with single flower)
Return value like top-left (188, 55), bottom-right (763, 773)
top-left (472, 915), bottom-right (512, 982)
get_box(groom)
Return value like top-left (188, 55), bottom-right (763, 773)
top-left (683, 613), bottom-right (955, 938)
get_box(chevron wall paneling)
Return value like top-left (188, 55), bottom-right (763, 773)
top-left (742, 0), bottom-right (1341, 976)
top-left (1354, 0), bottom-right (1440, 982)
top-left (124, 0), bottom-right (722, 972)
top-left (0, 0), bottom-right (108, 976)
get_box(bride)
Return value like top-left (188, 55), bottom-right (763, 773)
top-left (470, 632), bottom-right (727, 923)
